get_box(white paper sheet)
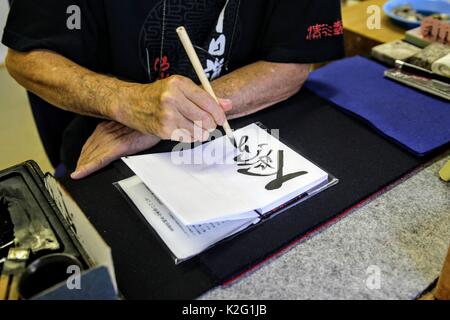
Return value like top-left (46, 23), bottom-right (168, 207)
top-left (117, 176), bottom-right (259, 261)
top-left (123, 123), bottom-right (328, 225)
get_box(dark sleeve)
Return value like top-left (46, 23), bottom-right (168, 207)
top-left (2, 0), bottom-right (106, 71)
top-left (260, 0), bottom-right (345, 64)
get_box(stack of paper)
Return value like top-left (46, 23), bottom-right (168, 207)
top-left (119, 124), bottom-right (330, 261)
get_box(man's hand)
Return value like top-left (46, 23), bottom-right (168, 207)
top-left (70, 121), bottom-right (161, 180)
top-left (7, 48), bottom-right (306, 145)
top-left (6, 50), bottom-right (232, 144)
top-left (116, 75), bottom-right (232, 143)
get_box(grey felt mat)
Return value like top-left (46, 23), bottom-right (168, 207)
top-left (200, 156), bottom-right (450, 300)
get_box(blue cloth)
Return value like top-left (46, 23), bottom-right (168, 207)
top-left (304, 56), bottom-right (450, 156)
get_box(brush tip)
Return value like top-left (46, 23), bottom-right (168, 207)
top-left (229, 136), bottom-right (237, 148)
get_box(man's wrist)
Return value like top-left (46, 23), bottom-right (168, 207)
top-left (108, 80), bottom-right (141, 126)
top-left (113, 81), bottom-right (162, 136)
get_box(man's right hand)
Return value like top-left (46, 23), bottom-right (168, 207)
top-left (115, 75), bottom-right (232, 143)
top-left (6, 50), bottom-right (231, 143)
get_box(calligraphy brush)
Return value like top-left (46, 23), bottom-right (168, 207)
top-left (176, 26), bottom-right (237, 148)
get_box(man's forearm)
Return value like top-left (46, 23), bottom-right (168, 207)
top-left (212, 61), bottom-right (310, 119)
top-left (5, 48), bottom-right (226, 139)
top-left (5, 48), bottom-right (126, 120)
top-left (6, 48), bottom-right (308, 130)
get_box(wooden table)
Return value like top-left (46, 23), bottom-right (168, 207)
top-left (342, 0), bottom-right (407, 56)
top-left (420, 245), bottom-right (450, 300)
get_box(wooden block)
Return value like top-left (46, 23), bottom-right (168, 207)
top-left (342, 0), bottom-right (405, 44)
top-left (439, 160), bottom-right (450, 181)
top-left (435, 246), bottom-right (450, 300)
top-left (0, 274), bottom-right (10, 300)
top-left (7, 276), bottom-right (19, 300)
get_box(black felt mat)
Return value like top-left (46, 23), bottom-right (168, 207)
top-left (60, 89), bottom-right (426, 299)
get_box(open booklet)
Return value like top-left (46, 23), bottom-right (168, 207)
top-left (117, 123), bottom-right (337, 263)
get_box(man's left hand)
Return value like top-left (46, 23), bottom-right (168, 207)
top-left (71, 121), bottom-right (161, 179)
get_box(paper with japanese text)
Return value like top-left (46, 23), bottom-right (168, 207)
top-left (117, 176), bottom-right (259, 260)
top-left (122, 123), bottom-right (328, 225)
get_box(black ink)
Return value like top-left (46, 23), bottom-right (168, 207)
top-left (0, 197), bottom-right (14, 247)
top-left (234, 143), bottom-right (271, 165)
top-left (234, 136), bottom-right (308, 190)
top-left (265, 150), bottom-right (307, 190)
top-left (237, 168), bottom-right (274, 177)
